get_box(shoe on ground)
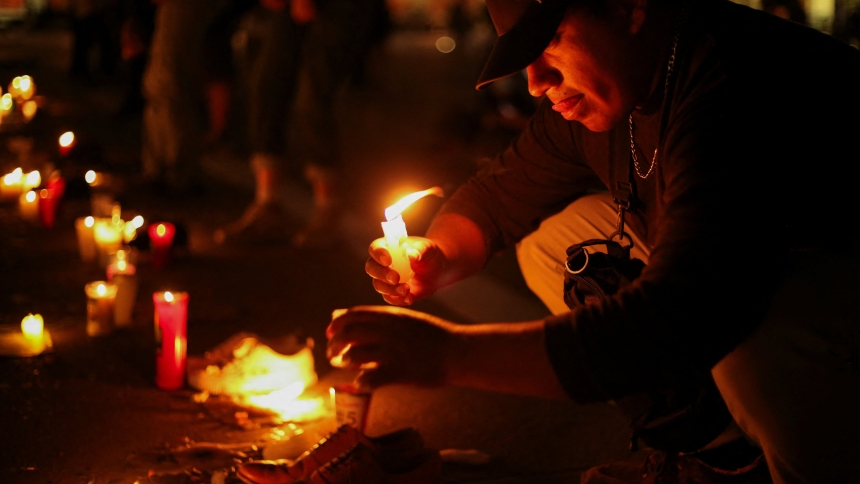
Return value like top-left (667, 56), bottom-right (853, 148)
top-left (303, 443), bottom-right (441, 484)
top-left (237, 425), bottom-right (429, 484)
top-left (186, 333), bottom-right (316, 395)
top-left (580, 450), bottom-right (771, 484)
top-left (214, 201), bottom-right (288, 245)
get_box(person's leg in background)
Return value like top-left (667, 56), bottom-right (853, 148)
top-left (141, 0), bottom-right (221, 193)
top-left (289, 0), bottom-right (382, 249)
top-left (712, 251), bottom-right (860, 483)
top-left (516, 193), bottom-right (768, 484)
top-left (214, 6), bottom-right (304, 244)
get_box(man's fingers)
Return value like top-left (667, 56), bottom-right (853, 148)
top-left (368, 240), bottom-right (392, 266)
top-left (355, 366), bottom-right (400, 390)
top-left (339, 344), bottom-right (390, 370)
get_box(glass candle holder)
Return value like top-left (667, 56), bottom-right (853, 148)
top-left (85, 281), bottom-right (118, 336)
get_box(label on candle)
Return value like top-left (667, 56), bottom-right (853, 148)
top-left (333, 384), bottom-right (372, 433)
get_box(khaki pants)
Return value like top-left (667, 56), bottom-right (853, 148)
top-left (516, 193), bottom-right (860, 483)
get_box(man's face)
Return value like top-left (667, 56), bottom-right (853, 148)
top-left (526, 4), bottom-right (647, 132)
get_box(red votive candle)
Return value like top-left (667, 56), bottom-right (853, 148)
top-left (153, 291), bottom-right (188, 390)
top-left (38, 189), bottom-right (59, 228)
top-left (148, 222), bottom-right (175, 268)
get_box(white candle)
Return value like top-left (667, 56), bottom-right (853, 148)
top-left (75, 216), bottom-right (98, 262)
top-left (93, 219), bottom-right (123, 267)
top-left (21, 313), bottom-right (46, 354)
top-left (85, 282), bottom-right (117, 336)
top-left (18, 190), bottom-right (39, 223)
top-left (381, 187), bottom-right (444, 283)
top-left (1, 167), bottom-right (23, 201)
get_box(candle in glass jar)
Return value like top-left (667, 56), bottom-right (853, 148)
top-left (1, 167), bottom-right (23, 201)
top-left (149, 222), bottom-right (176, 268)
top-left (85, 281), bottom-right (117, 336)
top-left (94, 219), bottom-right (123, 267)
top-left (75, 216), bottom-right (98, 262)
top-left (18, 190), bottom-right (39, 223)
top-left (153, 291), bottom-right (188, 390)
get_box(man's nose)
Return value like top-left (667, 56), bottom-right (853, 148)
top-left (526, 58), bottom-right (561, 98)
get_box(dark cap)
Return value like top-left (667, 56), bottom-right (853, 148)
top-left (476, 0), bottom-right (572, 90)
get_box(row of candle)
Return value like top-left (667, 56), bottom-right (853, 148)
top-left (22, 287), bottom-right (188, 391)
top-left (0, 76), bottom-right (38, 125)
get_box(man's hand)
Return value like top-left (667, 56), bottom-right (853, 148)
top-left (366, 236), bottom-right (450, 306)
top-left (326, 306), bottom-right (458, 389)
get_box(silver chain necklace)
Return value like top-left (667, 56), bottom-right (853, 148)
top-left (628, 21), bottom-right (682, 180)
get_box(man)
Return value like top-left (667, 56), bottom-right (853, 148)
top-left (334, 0), bottom-right (860, 482)
top-left (247, 0), bottom-right (860, 482)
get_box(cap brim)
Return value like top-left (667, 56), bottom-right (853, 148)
top-left (475, 1), bottom-right (570, 90)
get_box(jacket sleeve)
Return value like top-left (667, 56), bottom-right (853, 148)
top-left (544, 55), bottom-right (783, 403)
top-left (437, 99), bottom-right (605, 255)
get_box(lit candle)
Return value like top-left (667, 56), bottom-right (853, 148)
top-left (93, 218), bottom-right (123, 267)
top-left (38, 189), bottom-right (58, 228)
top-left (381, 187), bottom-right (444, 283)
top-left (85, 281), bottom-right (118, 336)
top-left (58, 131), bottom-right (75, 157)
top-left (1, 167), bottom-right (23, 201)
top-left (108, 251), bottom-right (138, 328)
top-left (0, 93), bottom-right (13, 119)
top-left (21, 313), bottom-right (47, 355)
top-left (9, 75), bottom-right (35, 101)
top-left (21, 313), bottom-right (44, 342)
top-left (23, 170), bottom-right (40, 191)
top-left (153, 291), bottom-right (189, 390)
top-left (148, 222), bottom-right (176, 269)
top-left (22, 100), bottom-right (37, 122)
top-left (18, 190), bottom-right (39, 224)
top-left (75, 216), bottom-right (98, 262)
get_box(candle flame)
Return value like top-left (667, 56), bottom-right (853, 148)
top-left (85, 170), bottom-right (96, 184)
top-left (0, 93), bottom-right (13, 111)
top-left (21, 313), bottom-right (43, 339)
top-left (25, 191), bottom-right (36, 203)
top-left (384, 186), bottom-right (444, 221)
top-left (19, 76), bottom-right (31, 93)
top-left (131, 215), bottom-right (144, 228)
top-left (25, 171), bottom-right (40, 189)
top-left (156, 224), bottom-right (166, 237)
top-left (85, 216), bottom-right (94, 227)
top-left (39, 189), bottom-right (48, 199)
top-left (59, 131), bottom-right (75, 148)
top-left (4, 167), bottom-right (22, 185)
top-left (97, 284), bottom-right (106, 297)
top-left (164, 291), bottom-right (174, 302)
top-left (117, 260), bottom-right (127, 271)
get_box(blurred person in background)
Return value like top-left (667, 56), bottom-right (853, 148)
top-left (213, 0), bottom-right (390, 248)
top-left (140, 0), bottom-right (232, 194)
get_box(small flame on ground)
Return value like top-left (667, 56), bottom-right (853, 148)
top-left (25, 191), bottom-right (36, 203)
top-left (85, 170), bottom-right (96, 184)
top-left (59, 131), bottom-right (75, 148)
top-left (85, 216), bottom-right (94, 227)
top-left (164, 291), bottom-right (174, 302)
top-left (385, 186), bottom-right (444, 221)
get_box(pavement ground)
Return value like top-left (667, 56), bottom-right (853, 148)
top-left (0, 17), bottom-right (646, 484)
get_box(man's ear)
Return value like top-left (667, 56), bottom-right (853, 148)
top-left (614, 0), bottom-right (648, 35)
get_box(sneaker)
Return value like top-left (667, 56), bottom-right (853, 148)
top-left (186, 333), bottom-right (317, 396)
top-left (580, 450), bottom-right (771, 484)
top-left (303, 443), bottom-right (441, 484)
top-left (237, 425), bottom-right (428, 484)
top-left (214, 201), bottom-right (288, 245)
